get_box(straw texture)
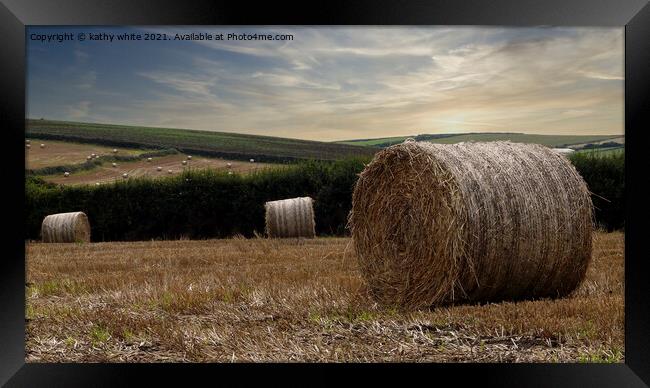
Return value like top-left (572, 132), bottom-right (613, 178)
top-left (349, 141), bottom-right (593, 309)
top-left (41, 211), bottom-right (91, 243)
top-left (265, 197), bottom-right (316, 238)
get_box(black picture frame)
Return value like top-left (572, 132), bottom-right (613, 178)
top-left (1, 0), bottom-right (648, 386)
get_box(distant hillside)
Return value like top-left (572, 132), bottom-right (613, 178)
top-left (338, 132), bottom-right (623, 148)
top-left (26, 120), bottom-right (377, 162)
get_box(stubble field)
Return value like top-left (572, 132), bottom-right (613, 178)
top-left (25, 139), bottom-right (148, 169)
top-left (25, 231), bottom-right (623, 363)
top-left (41, 154), bottom-right (276, 186)
top-left (26, 138), bottom-right (277, 186)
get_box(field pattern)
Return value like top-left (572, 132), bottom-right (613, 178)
top-left (26, 232), bottom-right (623, 363)
top-left (27, 120), bottom-right (376, 162)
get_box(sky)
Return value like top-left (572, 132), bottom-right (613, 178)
top-left (26, 26), bottom-right (624, 141)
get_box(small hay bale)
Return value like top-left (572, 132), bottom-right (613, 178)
top-left (26, 144), bottom-right (31, 149)
top-left (63, 172), bottom-right (70, 177)
top-left (41, 211), bottom-right (91, 243)
top-left (264, 197), bottom-right (316, 238)
top-left (182, 160), bottom-right (187, 165)
top-left (156, 166), bottom-right (162, 171)
top-left (167, 169), bottom-right (173, 174)
top-left (249, 158), bottom-right (255, 163)
top-left (122, 173), bottom-right (128, 179)
top-left (112, 162), bottom-right (117, 167)
top-left (147, 157), bottom-right (152, 162)
top-left (40, 143), bottom-right (45, 148)
top-left (112, 149), bottom-right (118, 153)
top-left (187, 155), bottom-right (192, 160)
top-left (226, 162), bottom-right (232, 168)
top-left (349, 141), bottom-right (593, 309)
top-left (26, 139), bottom-right (30, 144)
top-left (87, 155), bottom-right (92, 160)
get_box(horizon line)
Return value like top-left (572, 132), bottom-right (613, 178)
top-left (26, 117), bottom-right (624, 143)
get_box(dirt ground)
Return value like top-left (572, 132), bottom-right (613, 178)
top-left (25, 231), bottom-right (624, 363)
top-left (42, 154), bottom-right (276, 186)
top-left (25, 139), bottom-right (146, 170)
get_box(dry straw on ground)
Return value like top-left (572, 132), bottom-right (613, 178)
top-left (265, 197), bottom-right (316, 238)
top-left (25, 232), bottom-right (623, 362)
top-left (349, 140), bottom-right (593, 309)
top-left (41, 211), bottom-right (91, 243)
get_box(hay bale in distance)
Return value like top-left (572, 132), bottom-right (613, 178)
top-left (265, 197), bottom-right (316, 238)
top-left (41, 211), bottom-right (91, 243)
top-left (349, 141), bottom-right (593, 309)
top-left (156, 166), bottom-right (162, 171)
top-left (182, 160), bottom-right (187, 165)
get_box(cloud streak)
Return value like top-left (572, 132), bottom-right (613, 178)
top-left (27, 26), bottom-right (623, 141)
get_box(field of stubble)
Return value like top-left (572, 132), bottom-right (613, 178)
top-left (25, 231), bottom-right (623, 363)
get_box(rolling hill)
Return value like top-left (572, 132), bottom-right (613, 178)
top-left (337, 132), bottom-right (623, 148)
top-left (26, 119), bottom-right (377, 162)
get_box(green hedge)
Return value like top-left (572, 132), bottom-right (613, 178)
top-left (25, 153), bottom-right (624, 241)
top-left (26, 158), bottom-right (369, 241)
top-left (569, 151), bottom-right (624, 231)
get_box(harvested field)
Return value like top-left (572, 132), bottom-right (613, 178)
top-left (26, 139), bottom-right (149, 170)
top-left (41, 154), bottom-right (276, 186)
top-left (25, 231), bottom-right (623, 363)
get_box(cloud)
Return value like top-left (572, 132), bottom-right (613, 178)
top-left (74, 49), bottom-right (89, 61)
top-left (138, 71), bottom-right (218, 97)
top-left (579, 71), bottom-right (623, 81)
top-left (28, 26), bottom-right (624, 141)
top-left (76, 71), bottom-right (96, 89)
top-left (67, 101), bottom-right (91, 119)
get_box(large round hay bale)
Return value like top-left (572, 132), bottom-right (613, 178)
top-left (41, 211), bottom-right (91, 243)
top-left (349, 141), bottom-right (593, 309)
top-left (265, 197), bottom-right (316, 238)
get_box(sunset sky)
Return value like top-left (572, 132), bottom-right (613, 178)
top-left (27, 26), bottom-right (624, 141)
